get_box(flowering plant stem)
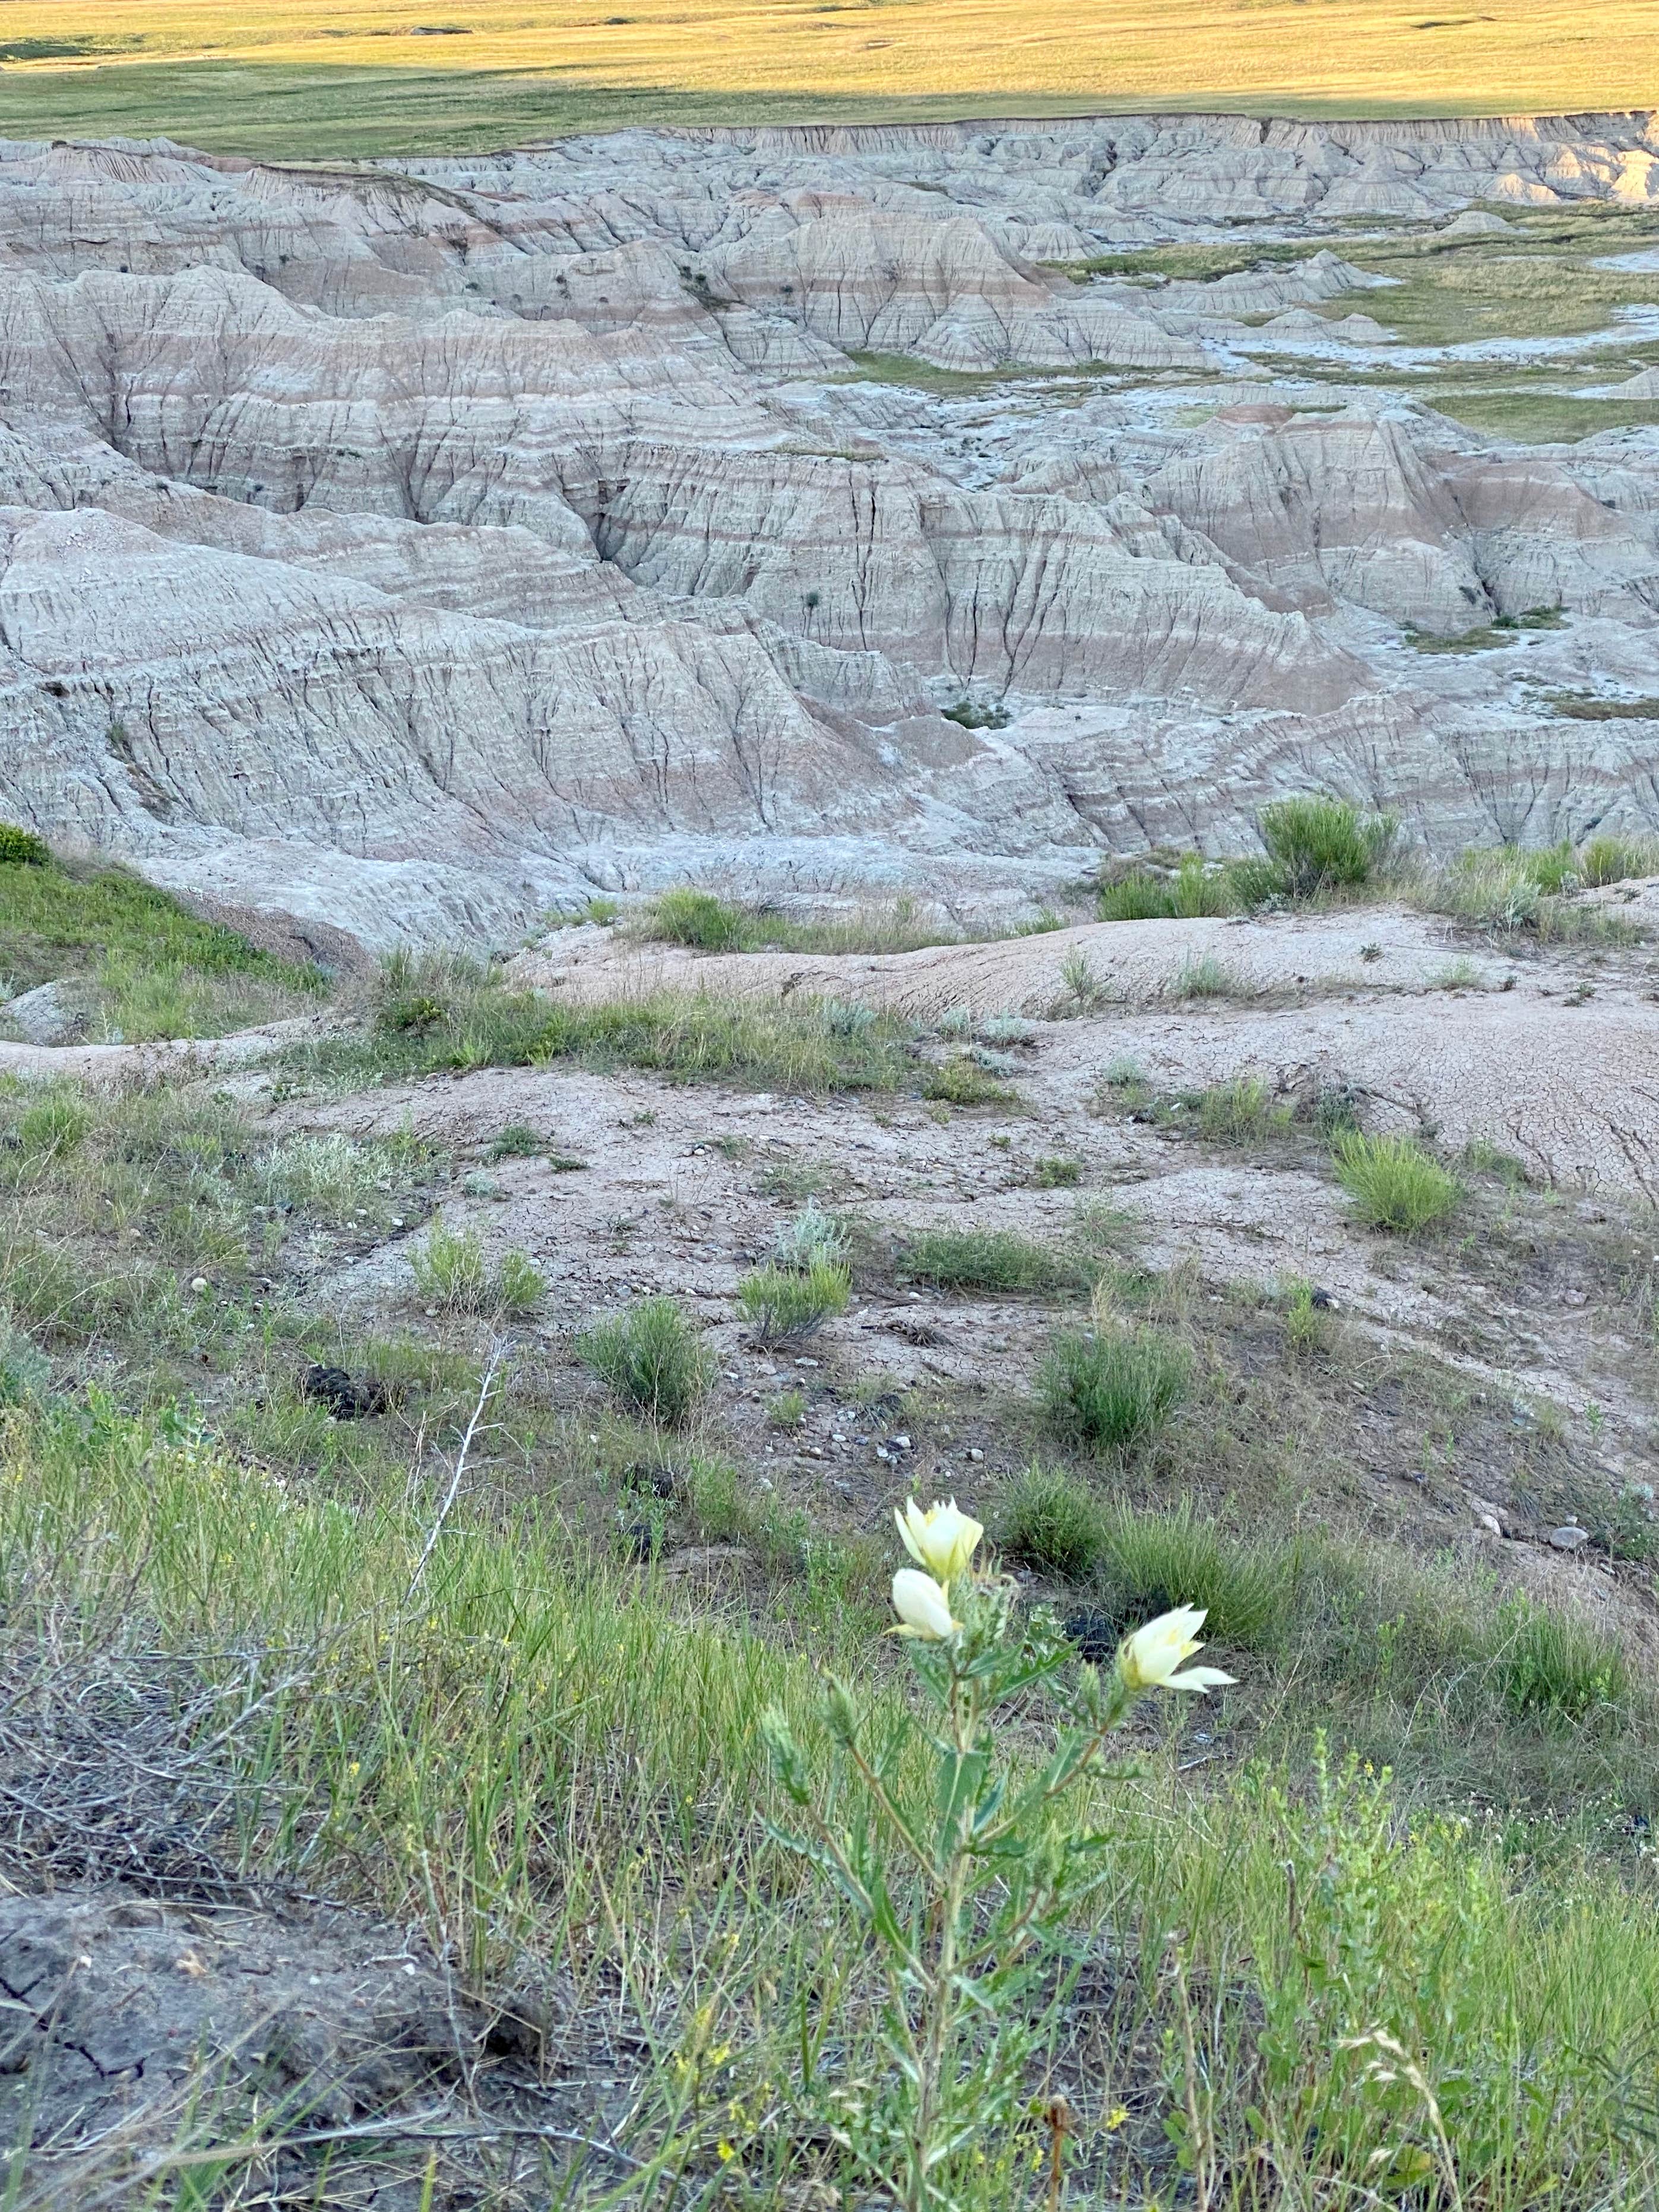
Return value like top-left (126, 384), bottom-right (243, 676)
top-left (762, 1507), bottom-right (1233, 2212)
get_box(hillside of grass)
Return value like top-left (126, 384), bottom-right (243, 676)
top-left (0, 845), bottom-right (328, 1042)
top-left (3, 815), bottom-right (1659, 2198)
top-left (1, 0), bottom-right (1656, 157)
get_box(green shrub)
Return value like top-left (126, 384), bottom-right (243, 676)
top-left (900, 1227), bottom-right (1084, 1295)
top-left (645, 887), bottom-right (749, 951)
top-left (579, 1296), bottom-right (713, 1425)
top-left (411, 1219), bottom-right (489, 1311)
top-left (0, 823), bottom-right (50, 866)
top-left (1098, 867), bottom-right (1177, 922)
top-left (1258, 797), bottom-right (1395, 898)
top-left (922, 1057), bottom-right (1015, 1106)
top-left (1579, 833), bottom-right (1659, 888)
top-left (1491, 1598), bottom-right (1626, 1722)
top-left (996, 1463), bottom-right (1103, 1577)
top-left (1030, 1155), bottom-right (1082, 1188)
top-left (1099, 1499), bottom-right (1290, 1648)
top-left (495, 1248), bottom-right (546, 1315)
top-left (766, 1387), bottom-right (807, 1428)
top-left (1037, 1327), bottom-right (1190, 1453)
top-left (737, 1258), bottom-right (850, 1344)
top-left (1332, 1132), bottom-right (1461, 1233)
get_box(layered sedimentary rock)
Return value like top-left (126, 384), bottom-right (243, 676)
top-left (1, 119), bottom-right (1658, 942)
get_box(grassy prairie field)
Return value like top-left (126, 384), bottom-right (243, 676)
top-left (5, 837), bottom-right (1659, 2199)
top-left (0, 0), bottom-right (1655, 157)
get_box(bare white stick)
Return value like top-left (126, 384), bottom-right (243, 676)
top-left (404, 1341), bottom-right (507, 1603)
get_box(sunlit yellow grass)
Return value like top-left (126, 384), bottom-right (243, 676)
top-left (0, 0), bottom-right (1654, 159)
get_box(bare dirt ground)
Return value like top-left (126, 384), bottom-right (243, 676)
top-left (513, 898), bottom-right (1659, 1198)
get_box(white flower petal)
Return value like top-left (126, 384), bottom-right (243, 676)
top-left (1162, 1664), bottom-right (1236, 1693)
top-left (891, 1568), bottom-right (959, 1640)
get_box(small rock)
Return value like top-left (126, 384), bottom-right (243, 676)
top-left (1549, 1525), bottom-right (1590, 1552)
top-left (890, 1434), bottom-right (912, 1451)
top-left (967, 1447), bottom-right (983, 1461)
top-left (2, 980), bottom-right (89, 1046)
top-left (1475, 1511), bottom-right (1502, 1537)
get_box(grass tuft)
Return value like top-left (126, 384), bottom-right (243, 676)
top-left (1492, 1598), bottom-right (1627, 1722)
top-left (737, 1258), bottom-right (851, 1344)
top-left (996, 1463), bottom-right (1103, 1577)
top-left (578, 1296), bottom-right (713, 1425)
top-left (1037, 1326), bottom-right (1191, 1454)
top-left (1332, 1132), bottom-right (1461, 1234)
top-left (1099, 1499), bottom-right (1290, 1649)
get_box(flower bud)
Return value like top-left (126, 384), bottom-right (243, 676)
top-left (891, 1568), bottom-right (960, 1640)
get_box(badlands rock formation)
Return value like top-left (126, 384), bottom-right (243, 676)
top-left (2, 116), bottom-right (1659, 943)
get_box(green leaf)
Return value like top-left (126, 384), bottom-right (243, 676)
top-left (935, 1746), bottom-right (989, 1858)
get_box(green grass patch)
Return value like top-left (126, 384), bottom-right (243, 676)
top-left (1332, 1132), bottom-right (1462, 1235)
top-left (0, 852), bottom-right (328, 1040)
top-left (578, 1295), bottom-right (713, 1426)
top-left (1544, 695), bottom-right (1659, 724)
top-left (290, 960), bottom-right (924, 1096)
top-left (1037, 1326), bottom-right (1191, 1454)
top-left (1404, 606), bottom-right (1564, 653)
top-left (1325, 236), bottom-right (1659, 346)
top-left (898, 1226), bottom-right (1088, 1296)
top-left (1097, 852), bottom-right (1242, 922)
top-left (637, 887), bottom-right (968, 958)
top-left (1416, 842), bottom-right (1641, 940)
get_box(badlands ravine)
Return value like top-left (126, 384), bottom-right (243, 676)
top-left (3, 114), bottom-right (1659, 947)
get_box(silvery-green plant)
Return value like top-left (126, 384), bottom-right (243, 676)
top-left (773, 1199), bottom-right (847, 1271)
top-left (761, 1499), bottom-right (1234, 2212)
